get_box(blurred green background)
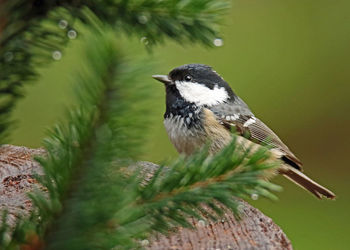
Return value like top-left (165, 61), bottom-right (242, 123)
top-left (9, 1), bottom-right (350, 249)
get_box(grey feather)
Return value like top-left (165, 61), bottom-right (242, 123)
top-left (209, 103), bottom-right (303, 170)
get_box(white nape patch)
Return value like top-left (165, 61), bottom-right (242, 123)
top-left (175, 80), bottom-right (229, 106)
top-left (243, 117), bottom-right (256, 127)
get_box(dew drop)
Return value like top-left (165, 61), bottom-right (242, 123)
top-left (251, 193), bottom-right (259, 200)
top-left (141, 239), bottom-right (149, 246)
top-left (213, 38), bottom-right (223, 47)
top-left (58, 19), bottom-right (68, 29)
top-left (4, 51), bottom-right (14, 62)
top-left (198, 220), bottom-right (206, 227)
top-left (140, 36), bottom-right (149, 45)
top-left (52, 50), bottom-right (62, 60)
top-left (138, 15), bottom-right (148, 24)
top-left (67, 29), bottom-right (77, 39)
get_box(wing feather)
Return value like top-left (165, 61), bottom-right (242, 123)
top-left (214, 111), bottom-right (303, 170)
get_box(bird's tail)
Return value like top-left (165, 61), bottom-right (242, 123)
top-left (280, 167), bottom-right (336, 199)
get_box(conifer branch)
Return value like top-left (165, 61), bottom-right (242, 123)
top-left (138, 139), bottom-right (281, 233)
top-left (31, 32), bottom-right (152, 249)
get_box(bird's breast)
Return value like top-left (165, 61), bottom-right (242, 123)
top-left (163, 113), bottom-right (206, 155)
top-left (163, 108), bottom-right (233, 155)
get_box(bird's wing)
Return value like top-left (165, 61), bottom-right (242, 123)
top-left (210, 105), bottom-right (303, 170)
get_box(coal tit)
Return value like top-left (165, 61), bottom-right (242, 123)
top-left (153, 64), bottom-right (335, 199)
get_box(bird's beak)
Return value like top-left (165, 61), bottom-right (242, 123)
top-left (152, 75), bottom-right (172, 85)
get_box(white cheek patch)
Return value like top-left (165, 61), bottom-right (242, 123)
top-left (175, 80), bottom-right (229, 106)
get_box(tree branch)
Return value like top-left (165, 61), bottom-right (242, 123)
top-left (0, 145), bottom-right (292, 249)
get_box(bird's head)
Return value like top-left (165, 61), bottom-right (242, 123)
top-left (153, 64), bottom-right (235, 107)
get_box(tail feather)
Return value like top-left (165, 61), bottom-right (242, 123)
top-left (280, 167), bottom-right (336, 199)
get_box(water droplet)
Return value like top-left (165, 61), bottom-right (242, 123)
top-left (141, 239), bottom-right (149, 246)
top-left (58, 19), bottom-right (68, 29)
top-left (67, 29), bottom-right (77, 39)
top-left (52, 50), bottom-right (62, 60)
top-left (140, 36), bottom-right (149, 45)
top-left (4, 51), bottom-right (14, 62)
top-left (213, 38), bottom-right (223, 47)
top-left (251, 193), bottom-right (259, 200)
top-left (138, 15), bottom-right (148, 24)
top-left (198, 220), bottom-right (206, 227)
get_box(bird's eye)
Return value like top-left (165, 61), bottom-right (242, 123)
top-left (184, 75), bottom-right (192, 82)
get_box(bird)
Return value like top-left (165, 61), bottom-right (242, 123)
top-left (152, 63), bottom-right (335, 199)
